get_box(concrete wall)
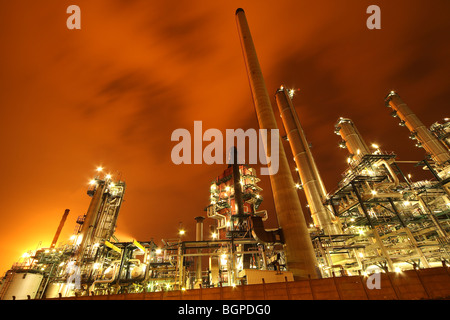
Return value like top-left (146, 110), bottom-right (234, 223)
top-left (49, 267), bottom-right (450, 300)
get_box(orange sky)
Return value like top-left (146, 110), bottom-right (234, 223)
top-left (1, 0), bottom-right (449, 276)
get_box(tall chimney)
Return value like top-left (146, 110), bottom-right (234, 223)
top-left (51, 209), bottom-right (70, 248)
top-left (385, 91), bottom-right (450, 165)
top-left (235, 8), bottom-right (318, 279)
top-left (276, 88), bottom-right (341, 235)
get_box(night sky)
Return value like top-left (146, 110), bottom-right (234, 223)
top-left (1, 0), bottom-right (449, 276)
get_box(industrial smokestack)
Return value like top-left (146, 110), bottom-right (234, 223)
top-left (335, 117), bottom-right (370, 162)
top-left (385, 91), bottom-right (450, 165)
top-left (276, 88), bottom-right (341, 235)
top-left (50, 209), bottom-right (70, 248)
top-left (235, 8), bottom-right (318, 279)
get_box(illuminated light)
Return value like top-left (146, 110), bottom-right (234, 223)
top-left (295, 183), bottom-right (301, 189)
top-left (362, 271), bottom-right (368, 277)
top-left (109, 183), bottom-right (115, 188)
top-left (371, 144), bottom-right (379, 149)
top-left (155, 249), bottom-right (162, 254)
top-left (256, 194), bottom-right (260, 199)
top-left (407, 174), bottom-right (412, 179)
top-left (211, 232), bottom-right (218, 239)
top-left (395, 267), bottom-right (402, 273)
top-left (45, 249), bottom-right (49, 253)
top-left (280, 85), bottom-right (284, 90)
top-left (295, 167), bottom-right (299, 171)
top-left (347, 157), bottom-right (351, 164)
top-left (357, 149), bottom-right (361, 155)
top-left (89, 179), bottom-right (97, 185)
top-left (231, 283), bottom-right (236, 288)
top-left (371, 190), bottom-right (377, 195)
top-left (403, 201), bottom-right (410, 206)
top-left (179, 230), bottom-right (185, 236)
top-left (358, 229), bottom-right (365, 236)
top-left (59, 262), bottom-right (65, 267)
top-left (93, 263), bottom-right (100, 270)
top-left (96, 167), bottom-right (103, 172)
top-left (226, 221), bottom-right (231, 227)
top-left (225, 186), bottom-right (230, 192)
top-left (358, 252), bottom-right (364, 258)
top-left (166, 284), bottom-right (171, 290)
top-left (105, 174), bottom-right (112, 180)
top-left (288, 88), bottom-right (295, 98)
top-left (70, 235), bottom-right (76, 241)
top-left (210, 184), bottom-right (216, 190)
top-left (309, 224), bottom-right (314, 228)
top-left (22, 252), bottom-right (30, 259)
top-left (350, 218), bottom-right (355, 222)
top-left (181, 287), bottom-right (186, 291)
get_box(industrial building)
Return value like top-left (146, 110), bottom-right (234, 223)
top-left (1, 8), bottom-right (449, 300)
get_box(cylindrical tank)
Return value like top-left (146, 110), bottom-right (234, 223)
top-left (43, 282), bottom-right (64, 299)
top-left (131, 265), bottom-right (145, 279)
top-left (335, 118), bottom-right (370, 162)
top-left (385, 91), bottom-right (450, 165)
top-left (276, 87), bottom-right (341, 235)
top-left (1, 272), bottom-right (43, 300)
top-left (236, 8), bottom-right (318, 279)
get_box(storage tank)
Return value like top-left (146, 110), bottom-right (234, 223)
top-left (43, 282), bottom-right (65, 299)
top-left (1, 271), bottom-right (43, 300)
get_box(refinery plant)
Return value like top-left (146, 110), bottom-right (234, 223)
top-left (1, 8), bottom-right (449, 300)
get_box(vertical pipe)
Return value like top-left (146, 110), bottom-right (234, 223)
top-left (276, 87), bottom-right (341, 234)
top-left (385, 91), bottom-right (450, 165)
top-left (195, 216), bottom-right (205, 287)
top-left (51, 209), bottom-right (70, 248)
top-left (235, 8), bottom-right (318, 279)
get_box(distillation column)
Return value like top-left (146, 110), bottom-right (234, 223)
top-left (236, 8), bottom-right (318, 279)
top-left (335, 117), bottom-right (371, 162)
top-left (385, 91), bottom-right (450, 167)
top-left (74, 180), bottom-right (106, 264)
top-left (275, 87), bottom-right (341, 235)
